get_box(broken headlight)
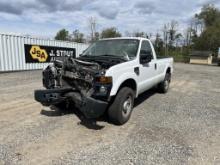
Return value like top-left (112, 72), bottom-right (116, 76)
top-left (93, 76), bottom-right (112, 99)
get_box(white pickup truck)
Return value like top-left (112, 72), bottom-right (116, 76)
top-left (35, 37), bottom-right (173, 125)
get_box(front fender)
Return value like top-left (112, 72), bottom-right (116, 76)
top-left (109, 72), bottom-right (138, 97)
top-left (104, 59), bottom-right (139, 97)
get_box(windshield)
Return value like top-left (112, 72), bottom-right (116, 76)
top-left (82, 39), bottom-right (139, 60)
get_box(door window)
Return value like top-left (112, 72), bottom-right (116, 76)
top-left (140, 41), bottom-right (153, 59)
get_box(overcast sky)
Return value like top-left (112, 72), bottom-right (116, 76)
top-left (0, 0), bottom-right (220, 38)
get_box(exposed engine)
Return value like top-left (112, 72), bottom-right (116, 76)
top-left (42, 56), bottom-right (124, 97)
top-left (61, 58), bottom-right (103, 92)
top-left (43, 58), bottom-right (103, 93)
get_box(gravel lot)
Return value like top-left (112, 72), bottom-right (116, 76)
top-left (0, 63), bottom-right (219, 165)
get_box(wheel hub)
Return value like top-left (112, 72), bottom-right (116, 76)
top-left (122, 96), bottom-right (132, 116)
top-left (164, 80), bottom-right (169, 90)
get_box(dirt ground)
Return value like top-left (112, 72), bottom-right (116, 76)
top-left (0, 63), bottom-right (219, 165)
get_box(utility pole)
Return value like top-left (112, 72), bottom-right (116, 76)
top-left (88, 17), bottom-right (97, 42)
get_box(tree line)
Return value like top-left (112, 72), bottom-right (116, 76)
top-left (55, 27), bottom-right (121, 43)
top-left (55, 4), bottom-right (220, 60)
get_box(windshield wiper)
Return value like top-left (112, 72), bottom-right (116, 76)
top-left (80, 54), bottom-right (127, 61)
top-left (81, 54), bottom-right (119, 58)
top-left (99, 54), bottom-right (127, 59)
top-left (99, 54), bottom-right (119, 57)
top-left (80, 54), bottom-right (92, 57)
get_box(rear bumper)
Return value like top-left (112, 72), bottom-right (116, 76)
top-left (34, 88), bottom-right (108, 118)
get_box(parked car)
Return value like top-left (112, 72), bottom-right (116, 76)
top-left (35, 37), bottom-right (173, 125)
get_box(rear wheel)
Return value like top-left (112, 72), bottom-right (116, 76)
top-left (158, 73), bottom-right (171, 93)
top-left (108, 87), bottom-right (134, 125)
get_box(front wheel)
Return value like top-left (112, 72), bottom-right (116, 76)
top-left (108, 87), bottom-right (135, 125)
top-left (158, 73), bottom-right (171, 93)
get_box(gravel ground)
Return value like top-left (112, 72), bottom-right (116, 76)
top-left (0, 63), bottom-right (219, 165)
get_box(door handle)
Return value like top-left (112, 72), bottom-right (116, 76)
top-left (155, 63), bottom-right (157, 70)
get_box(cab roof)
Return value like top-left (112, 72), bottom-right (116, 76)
top-left (100, 37), bottom-right (149, 41)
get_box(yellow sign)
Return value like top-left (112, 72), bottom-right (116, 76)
top-left (30, 46), bottom-right (48, 62)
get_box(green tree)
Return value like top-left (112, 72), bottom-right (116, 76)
top-left (72, 30), bottom-right (85, 43)
top-left (193, 21), bottom-right (220, 52)
top-left (195, 4), bottom-right (220, 27)
top-left (133, 31), bottom-right (145, 37)
top-left (193, 4), bottom-right (220, 53)
top-left (125, 31), bottom-right (150, 38)
top-left (100, 27), bottom-right (121, 38)
top-left (55, 29), bottom-right (70, 41)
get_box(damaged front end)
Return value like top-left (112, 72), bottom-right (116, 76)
top-left (35, 57), bottom-right (113, 118)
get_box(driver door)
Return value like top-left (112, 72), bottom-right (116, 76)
top-left (137, 40), bottom-right (158, 94)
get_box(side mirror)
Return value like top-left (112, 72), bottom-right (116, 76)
top-left (140, 50), bottom-right (152, 64)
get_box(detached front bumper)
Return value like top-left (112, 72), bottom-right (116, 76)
top-left (34, 88), bottom-right (72, 106)
top-left (34, 88), bottom-right (108, 118)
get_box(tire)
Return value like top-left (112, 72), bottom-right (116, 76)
top-left (158, 73), bottom-right (171, 93)
top-left (108, 87), bottom-right (135, 125)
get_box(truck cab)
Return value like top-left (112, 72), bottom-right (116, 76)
top-left (104, 38), bottom-right (173, 98)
